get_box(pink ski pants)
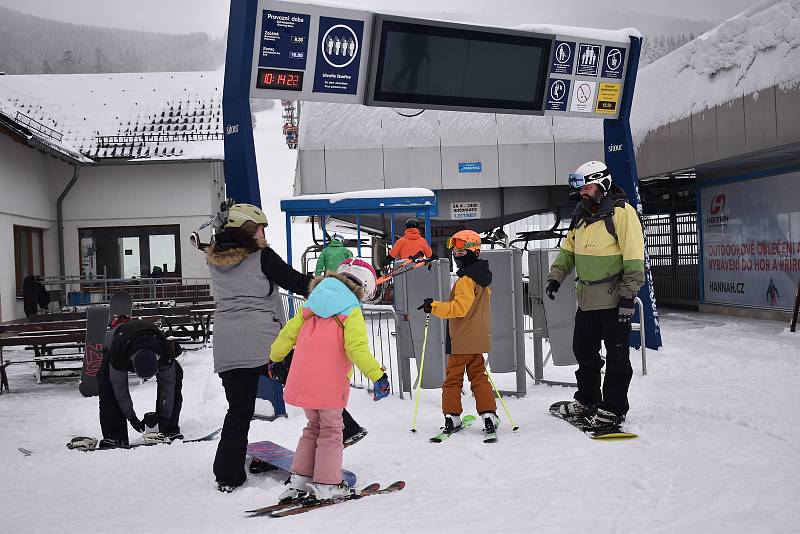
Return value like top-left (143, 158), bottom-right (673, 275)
top-left (290, 408), bottom-right (344, 484)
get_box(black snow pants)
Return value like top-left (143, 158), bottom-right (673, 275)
top-left (214, 366), bottom-right (262, 486)
top-left (572, 307), bottom-right (633, 416)
top-left (98, 360), bottom-right (183, 444)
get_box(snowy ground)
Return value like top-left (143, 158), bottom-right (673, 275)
top-left (1, 311), bottom-right (799, 534)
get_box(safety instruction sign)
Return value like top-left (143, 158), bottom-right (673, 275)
top-left (595, 82), bottom-right (621, 114)
top-left (601, 47), bottom-right (626, 79)
top-left (313, 16), bottom-right (364, 94)
top-left (551, 41), bottom-right (575, 75)
top-left (570, 81), bottom-right (596, 113)
top-left (545, 78), bottom-right (571, 112)
top-left (451, 201), bottom-right (481, 220)
top-left (576, 44), bottom-right (601, 77)
top-left (259, 10), bottom-right (310, 70)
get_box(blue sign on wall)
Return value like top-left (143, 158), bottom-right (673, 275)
top-left (601, 46), bottom-right (626, 79)
top-left (312, 16), bottom-right (364, 94)
top-left (576, 43), bottom-right (601, 77)
top-left (551, 41), bottom-right (575, 75)
top-left (458, 162), bottom-right (482, 173)
top-left (545, 78), bottom-right (571, 112)
top-left (259, 10), bottom-right (310, 70)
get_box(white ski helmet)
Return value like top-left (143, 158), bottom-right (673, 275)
top-left (569, 161), bottom-right (612, 195)
top-left (337, 258), bottom-right (377, 301)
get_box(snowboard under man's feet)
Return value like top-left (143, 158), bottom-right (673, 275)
top-left (549, 401), bottom-right (637, 439)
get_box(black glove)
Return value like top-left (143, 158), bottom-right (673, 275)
top-left (618, 297), bottom-right (636, 323)
top-left (267, 351), bottom-right (293, 385)
top-left (142, 412), bottom-right (159, 429)
top-left (545, 279), bottom-right (560, 300)
top-left (417, 298), bottom-right (434, 314)
top-left (409, 251), bottom-right (425, 261)
top-left (129, 417), bottom-right (145, 433)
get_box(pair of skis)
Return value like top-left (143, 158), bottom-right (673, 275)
top-left (428, 415), bottom-right (497, 444)
top-left (246, 481), bottom-right (405, 518)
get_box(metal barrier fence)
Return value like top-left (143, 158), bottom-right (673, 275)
top-left (524, 294), bottom-right (648, 387)
top-left (40, 276), bottom-right (213, 310)
top-left (279, 293), bottom-right (404, 399)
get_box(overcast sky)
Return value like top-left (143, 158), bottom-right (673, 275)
top-left (0, 0), bottom-right (759, 37)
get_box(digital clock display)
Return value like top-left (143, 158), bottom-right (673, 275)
top-left (256, 68), bottom-right (304, 91)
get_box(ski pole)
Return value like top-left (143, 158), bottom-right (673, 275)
top-left (485, 364), bottom-right (520, 431)
top-left (410, 313), bottom-right (431, 433)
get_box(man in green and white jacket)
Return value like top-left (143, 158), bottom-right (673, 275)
top-left (546, 160), bottom-right (645, 429)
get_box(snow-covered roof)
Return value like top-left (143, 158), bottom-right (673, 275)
top-left (631, 0), bottom-right (800, 140)
top-left (0, 71), bottom-right (224, 163)
top-left (283, 188), bottom-right (435, 204)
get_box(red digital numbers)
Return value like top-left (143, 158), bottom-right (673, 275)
top-left (258, 69), bottom-right (303, 91)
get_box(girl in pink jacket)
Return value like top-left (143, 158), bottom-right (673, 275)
top-left (269, 258), bottom-right (390, 500)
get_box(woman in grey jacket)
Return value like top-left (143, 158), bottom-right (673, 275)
top-left (206, 203), bottom-right (312, 492)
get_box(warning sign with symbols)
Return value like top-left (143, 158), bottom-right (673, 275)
top-left (569, 81), bottom-right (596, 113)
top-left (595, 82), bottom-right (621, 114)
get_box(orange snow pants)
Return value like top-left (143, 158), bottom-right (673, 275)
top-left (441, 354), bottom-right (496, 415)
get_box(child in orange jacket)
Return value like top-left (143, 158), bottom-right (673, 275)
top-left (418, 230), bottom-right (499, 437)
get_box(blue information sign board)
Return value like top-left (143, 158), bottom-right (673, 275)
top-left (259, 10), bottom-right (310, 70)
top-left (576, 43), bottom-right (601, 77)
top-left (458, 162), bottom-right (482, 173)
top-left (545, 78), bottom-right (571, 112)
top-left (551, 41), bottom-right (575, 75)
top-left (312, 16), bottom-right (364, 94)
top-left (601, 46), bottom-right (626, 79)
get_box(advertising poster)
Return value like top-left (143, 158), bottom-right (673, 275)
top-left (313, 16), bottom-right (364, 94)
top-left (701, 171), bottom-right (800, 310)
top-left (259, 10), bottom-right (310, 70)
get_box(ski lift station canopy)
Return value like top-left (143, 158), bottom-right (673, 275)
top-left (280, 187), bottom-right (436, 263)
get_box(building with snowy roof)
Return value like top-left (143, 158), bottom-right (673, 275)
top-left (0, 71), bottom-right (225, 320)
top-left (632, 0), bottom-right (800, 319)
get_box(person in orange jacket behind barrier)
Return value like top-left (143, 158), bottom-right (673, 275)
top-left (388, 218), bottom-right (432, 262)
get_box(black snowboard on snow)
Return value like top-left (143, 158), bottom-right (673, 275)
top-left (78, 305), bottom-right (110, 397)
top-left (549, 401), bottom-right (637, 440)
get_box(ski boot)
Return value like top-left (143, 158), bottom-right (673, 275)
top-left (443, 414), bottom-right (462, 434)
top-left (343, 427), bottom-right (368, 448)
top-left (98, 438), bottom-right (124, 449)
top-left (558, 399), bottom-right (596, 419)
top-left (482, 413), bottom-right (500, 436)
top-left (307, 480), bottom-right (355, 500)
top-left (277, 473), bottom-right (312, 502)
top-left (585, 408), bottom-right (625, 431)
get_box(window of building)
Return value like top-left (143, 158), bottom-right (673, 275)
top-left (14, 226), bottom-right (45, 297)
top-left (78, 225), bottom-right (181, 279)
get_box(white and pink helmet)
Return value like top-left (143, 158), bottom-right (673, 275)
top-left (337, 258), bottom-right (377, 301)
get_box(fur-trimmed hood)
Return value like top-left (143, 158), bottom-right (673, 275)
top-left (206, 231), bottom-right (268, 267)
